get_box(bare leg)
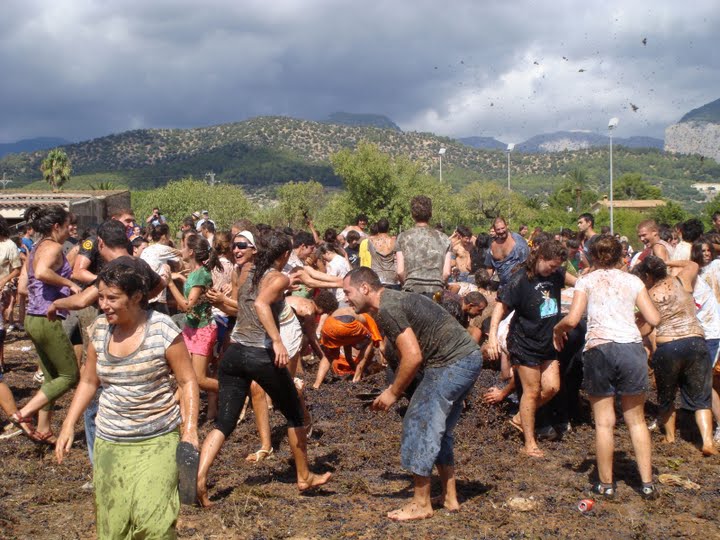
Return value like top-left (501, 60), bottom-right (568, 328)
top-left (0, 381), bottom-right (18, 418)
top-left (17, 390), bottom-right (50, 420)
top-left (196, 429), bottom-right (226, 507)
top-left (287, 426), bottom-right (332, 491)
top-left (621, 394), bottom-right (653, 483)
top-left (589, 395), bottom-right (616, 484)
top-left (313, 352), bottom-right (334, 389)
top-left (192, 354), bottom-right (219, 393)
top-left (288, 352), bottom-right (301, 378)
top-left (433, 464), bottom-right (460, 512)
top-left (515, 364), bottom-right (549, 457)
top-left (246, 382), bottom-right (272, 461)
top-left (695, 409), bottom-right (718, 456)
top-left (36, 409), bottom-right (52, 434)
top-left (387, 475), bottom-right (434, 521)
top-left (660, 406), bottom-right (676, 443)
top-left (711, 378), bottom-right (720, 428)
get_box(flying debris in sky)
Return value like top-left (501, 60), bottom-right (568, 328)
top-left (642, 37), bottom-right (647, 45)
top-left (630, 103), bottom-right (639, 112)
top-left (578, 69), bottom-right (586, 72)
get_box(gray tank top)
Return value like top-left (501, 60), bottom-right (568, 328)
top-left (230, 267), bottom-right (285, 348)
top-left (368, 238), bottom-right (398, 285)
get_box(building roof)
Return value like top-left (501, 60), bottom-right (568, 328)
top-left (591, 196), bottom-right (666, 211)
top-left (0, 190), bottom-right (129, 220)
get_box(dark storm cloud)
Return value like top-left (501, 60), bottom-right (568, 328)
top-left (1, 0), bottom-right (718, 144)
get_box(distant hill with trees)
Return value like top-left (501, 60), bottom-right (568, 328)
top-left (324, 112), bottom-right (401, 131)
top-left (1, 115), bottom-right (718, 211)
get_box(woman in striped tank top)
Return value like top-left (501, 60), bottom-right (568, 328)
top-left (55, 257), bottom-right (200, 538)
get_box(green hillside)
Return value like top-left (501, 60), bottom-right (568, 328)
top-left (2, 115), bottom-right (718, 210)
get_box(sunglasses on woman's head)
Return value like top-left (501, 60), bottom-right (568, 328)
top-left (233, 241), bottom-right (249, 250)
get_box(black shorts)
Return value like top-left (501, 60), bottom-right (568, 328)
top-left (582, 342), bottom-right (648, 397)
top-left (510, 353), bottom-right (556, 368)
top-left (652, 336), bottom-right (712, 412)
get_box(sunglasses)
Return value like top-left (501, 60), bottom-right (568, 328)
top-left (233, 241), bottom-right (250, 250)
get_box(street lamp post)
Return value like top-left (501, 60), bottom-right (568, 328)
top-left (506, 143), bottom-right (515, 191)
top-left (438, 147), bottom-right (446, 183)
top-left (608, 117), bottom-right (619, 235)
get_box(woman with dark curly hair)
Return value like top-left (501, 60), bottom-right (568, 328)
top-left (11, 205), bottom-right (80, 444)
top-left (486, 240), bottom-right (576, 458)
top-left (56, 256), bottom-right (199, 538)
top-left (196, 230), bottom-right (332, 506)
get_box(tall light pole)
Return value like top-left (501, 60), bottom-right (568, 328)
top-left (608, 117), bottom-right (619, 235)
top-left (506, 143), bottom-right (515, 191)
top-left (438, 147), bottom-right (446, 183)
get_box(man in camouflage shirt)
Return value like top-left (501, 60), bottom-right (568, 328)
top-left (395, 196), bottom-right (451, 297)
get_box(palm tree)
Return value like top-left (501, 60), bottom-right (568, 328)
top-left (89, 181), bottom-right (116, 190)
top-left (40, 149), bottom-right (71, 192)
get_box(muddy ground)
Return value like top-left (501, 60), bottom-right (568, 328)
top-left (1, 333), bottom-right (719, 540)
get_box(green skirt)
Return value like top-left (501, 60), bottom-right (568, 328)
top-left (94, 430), bottom-right (180, 540)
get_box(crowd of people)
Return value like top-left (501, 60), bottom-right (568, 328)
top-left (1, 197), bottom-right (720, 534)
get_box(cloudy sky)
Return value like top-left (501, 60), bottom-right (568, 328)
top-left (1, 0), bottom-right (718, 144)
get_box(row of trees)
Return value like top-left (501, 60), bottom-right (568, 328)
top-left (41, 144), bottom-right (717, 247)
top-left (131, 142), bottom-right (720, 248)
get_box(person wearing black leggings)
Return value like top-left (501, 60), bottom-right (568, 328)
top-left (196, 230), bottom-right (332, 506)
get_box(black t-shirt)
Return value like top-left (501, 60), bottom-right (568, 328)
top-left (346, 246), bottom-right (360, 268)
top-left (499, 268), bottom-right (565, 362)
top-left (376, 289), bottom-right (478, 368)
top-left (77, 236), bottom-right (104, 277)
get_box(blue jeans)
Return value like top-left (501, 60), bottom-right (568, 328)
top-left (400, 350), bottom-right (482, 477)
top-left (84, 390), bottom-right (101, 465)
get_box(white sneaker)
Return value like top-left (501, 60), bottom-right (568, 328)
top-left (0, 424), bottom-right (22, 440)
top-left (33, 371), bottom-right (45, 384)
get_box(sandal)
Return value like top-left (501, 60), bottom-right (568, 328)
top-left (508, 417), bottom-right (523, 434)
top-left (33, 430), bottom-right (57, 446)
top-left (10, 412), bottom-right (38, 441)
top-left (246, 447), bottom-right (274, 462)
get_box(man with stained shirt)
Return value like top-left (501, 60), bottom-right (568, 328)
top-left (484, 217), bottom-right (529, 289)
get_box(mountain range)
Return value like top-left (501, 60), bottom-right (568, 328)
top-left (0, 137), bottom-right (71, 159)
top-left (0, 109), bottom-right (717, 210)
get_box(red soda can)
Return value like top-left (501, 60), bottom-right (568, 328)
top-left (578, 499), bottom-right (594, 512)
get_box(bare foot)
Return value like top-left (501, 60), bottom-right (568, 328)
top-left (521, 446), bottom-right (545, 458)
top-left (661, 436), bottom-right (675, 444)
top-left (431, 494), bottom-right (460, 512)
top-left (702, 444), bottom-right (719, 456)
top-left (196, 480), bottom-right (213, 508)
top-left (387, 502), bottom-right (434, 521)
top-left (298, 471), bottom-right (333, 492)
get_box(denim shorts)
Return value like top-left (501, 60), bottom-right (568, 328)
top-left (582, 342), bottom-right (648, 397)
top-left (400, 350), bottom-right (482, 477)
